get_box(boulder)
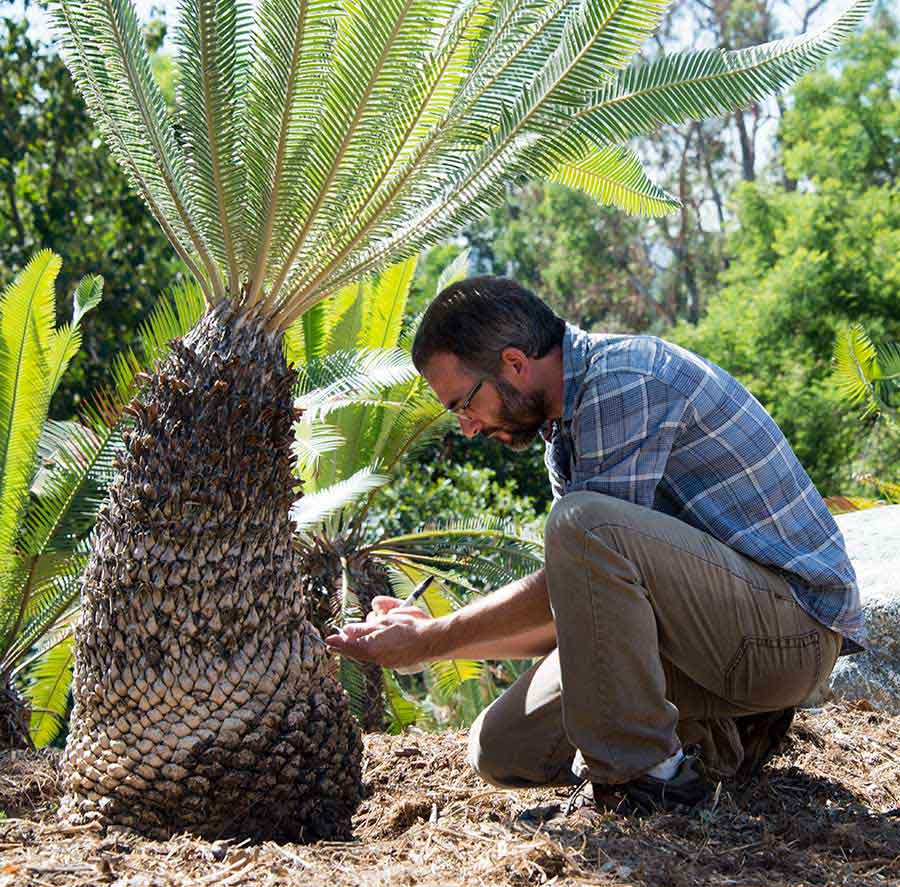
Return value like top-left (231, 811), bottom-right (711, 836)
top-left (806, 505), bottom-right (900, 713)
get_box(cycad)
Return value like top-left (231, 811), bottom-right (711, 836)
top-left (0, 252), bottom-right (101, 749)
top-left (289, 253), bottom-right (542, 732)
top-left (50, 0), bottom-right (870, 841)
top-left (826, 323), bottom-right (900, 512)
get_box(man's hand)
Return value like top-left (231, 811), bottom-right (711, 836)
top-left (325, 596), bottom-right (434, 669)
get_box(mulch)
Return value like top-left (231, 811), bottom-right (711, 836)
top-left (1, 700), bottom-right (898, 886)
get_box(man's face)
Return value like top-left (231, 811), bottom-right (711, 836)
top-left (423, 352), bottom-right (548, 451)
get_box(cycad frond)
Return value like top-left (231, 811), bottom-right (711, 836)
top-left (175, 0), bottom-right (250, 292)
top-left (292, 420), bottom-right (345, 479)
top-left (50, 0), bottom-right (218, 298)
top-left (383, 668), bottom-right (428, 734)
top-left (291, 467), bottom-right (389, 531)
top-left (833, 323), bottom-right (878, 413)
top-left (138, 281), bottom-right (207, 367)
top-left (0, 251), bottom-right (59, 597)
top-left (23, 630), bottom-right (75, 748)
top-left (567, 2), bottom-right (871, 146)
top-left (543, 143), bottom-right (680, 215)
top-left (53, 0), bottom-right (867, 326)
top-left (295, 349), bottom-right (419, 415)
top-left (45, 275), bottom-right (103, 397)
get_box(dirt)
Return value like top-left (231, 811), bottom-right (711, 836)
top-left (1, 701), bottom-right (898, 886)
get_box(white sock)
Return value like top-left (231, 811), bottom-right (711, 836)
top-left (645, 747), bottom-right (684, 781)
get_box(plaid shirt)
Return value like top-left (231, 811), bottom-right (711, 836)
top-left (544, 324), bottom-right (865, 653)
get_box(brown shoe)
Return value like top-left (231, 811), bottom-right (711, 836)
top-left (735, 707), bottom-right (795, 785)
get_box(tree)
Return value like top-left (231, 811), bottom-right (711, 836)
top-left (671, 17), bottom-right (899, 493)
top-left (49, 0), bottom-right (870, 841)
top-left (0, 17), bottom-right (183, 415)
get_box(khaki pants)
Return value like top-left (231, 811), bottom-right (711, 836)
top-left (468, 492), bottom-right (842, 787)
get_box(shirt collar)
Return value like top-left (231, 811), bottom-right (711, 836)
top-left (561, 322), bottom-right (595, 424)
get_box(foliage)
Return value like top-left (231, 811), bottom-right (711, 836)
top-left (670, 19), bottom-right (899, 495)
top-left (288, 257), bottom-right (543, 728)
top-left (48, 0), bottom-right (870, 331)
top-left (0, 16), bottom-right (184, 414)
top-left (465, 182), bottom-right (662, 332)
top-left (0, 250), bottom-right (206, 748)
top-left (825, 323), bottom-right (900, 512)
top-left (0, 250), bottom-right (101, 747)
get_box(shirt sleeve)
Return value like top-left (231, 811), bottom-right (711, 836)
top-left (568, 371), bottom-right (689, 508)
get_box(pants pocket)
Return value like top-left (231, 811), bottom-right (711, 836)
top-left (724, 631), bottom-right (822, 709)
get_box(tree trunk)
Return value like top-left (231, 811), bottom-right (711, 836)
top-left (0, 680), bottom-right (30, 750)
top-left (59, 303), bottom-right (363, 842)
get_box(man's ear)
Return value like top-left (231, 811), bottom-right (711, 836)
top-left (499, 346), bottom-right (529, 377)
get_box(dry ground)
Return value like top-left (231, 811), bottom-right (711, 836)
top-left (1, 701), bottom-right (898, 887)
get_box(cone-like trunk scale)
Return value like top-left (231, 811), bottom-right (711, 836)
top-left (60, 304), bottom-right (363, 841)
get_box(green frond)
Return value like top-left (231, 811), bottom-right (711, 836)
top-left (427, 657), bottom-right (483, 696)
top-left (49, 0), bottom-right (220, 297)
top-left (567, 0), bottom-right (873, 146)
top-left (138, 280), bottom-right (207, 367)
top-left (542, 144), bottom-right (680, 216)
top-left (284, 302), bottom-right (327, 368)
top-left (434, 247), bottom-right (472, 297)
top-left (383, 667), bottom-right (428, 733)
top-left (295, 349), bottom-right (420, 415)
top-left (292, 420), bottom-right (345, 480)
top-left (265, 0), bottom-right (463, 308)
top-left (833, 323), bottom-right (878, 413)
top-left (242, 0), bottom-right (339, 302)
top-left (45, 275), bottom-right (103, 397)
top-left (3, 554), bottom-right (84, 672)
top-left (339, 655), bottom-right (370, 722)
top-left (360, 257), bottom-right (417, 351)
top-left (291, 467), bottom-right (389, 531)
top-left (23, 631), bottom-right (74, 748)
top-left (0, 251), bottom-right (59, 618)
top-left (175, 0), bottom-right (250, 290)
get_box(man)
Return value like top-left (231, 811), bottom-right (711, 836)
top-left (325, 276), bottom-right (865, 815)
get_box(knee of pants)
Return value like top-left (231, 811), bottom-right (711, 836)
top-left (544, 491), bottom-right (633, 554)
top-left (466, 706), bottom-right (519, 789)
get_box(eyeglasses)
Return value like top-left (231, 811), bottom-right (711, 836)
top-left (449, 377), bottom-right (486, 419)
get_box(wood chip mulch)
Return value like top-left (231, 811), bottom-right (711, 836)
top-left (1, 700), bottom-right (898, 886)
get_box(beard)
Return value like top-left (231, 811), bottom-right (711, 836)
top-left (489, 377), bottom-right (550, 452)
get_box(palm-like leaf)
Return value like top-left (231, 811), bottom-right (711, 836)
top-left (833, 323), bottom-right (878, 411)
top-left (51, 0), bottom-right (869, 327)
top-left (23, 624), bottom-right (75, 748)
top-left (290, 467), bottom-right (390, 532)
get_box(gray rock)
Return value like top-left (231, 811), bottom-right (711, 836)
top-left (805, 505), bottom-right (900, 712)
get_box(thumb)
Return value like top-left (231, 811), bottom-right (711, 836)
top-left (370, 595), bottom-right (404, 616)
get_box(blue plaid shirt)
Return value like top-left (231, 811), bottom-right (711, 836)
top-left (544, 325), bottom-right (865, 653)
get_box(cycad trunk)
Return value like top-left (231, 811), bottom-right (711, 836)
top-left (60, 304), bottom-right (363, 841)
top-left (0, 680), bottom-right (30, 749)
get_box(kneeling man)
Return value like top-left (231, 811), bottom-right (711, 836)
top-left (326, 277), bottom-right (865, 815)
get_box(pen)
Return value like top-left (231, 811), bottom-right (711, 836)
top-left (403, 575), bottom-right (434, 605)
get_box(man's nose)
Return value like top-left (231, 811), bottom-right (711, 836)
top-left (457, 415), bottom-right (482, 438)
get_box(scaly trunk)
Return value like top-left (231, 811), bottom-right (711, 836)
top-left (59, 303), bottom-right (363, 842)
top-left (298, 538), bottom-right (388, 733)
top-left (0, 678), bottom-right (31, 750)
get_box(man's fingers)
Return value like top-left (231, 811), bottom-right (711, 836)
top-left (326, 622), bottom-right (378, 643)
top-left (370, 595), bottom-right (403, 615)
